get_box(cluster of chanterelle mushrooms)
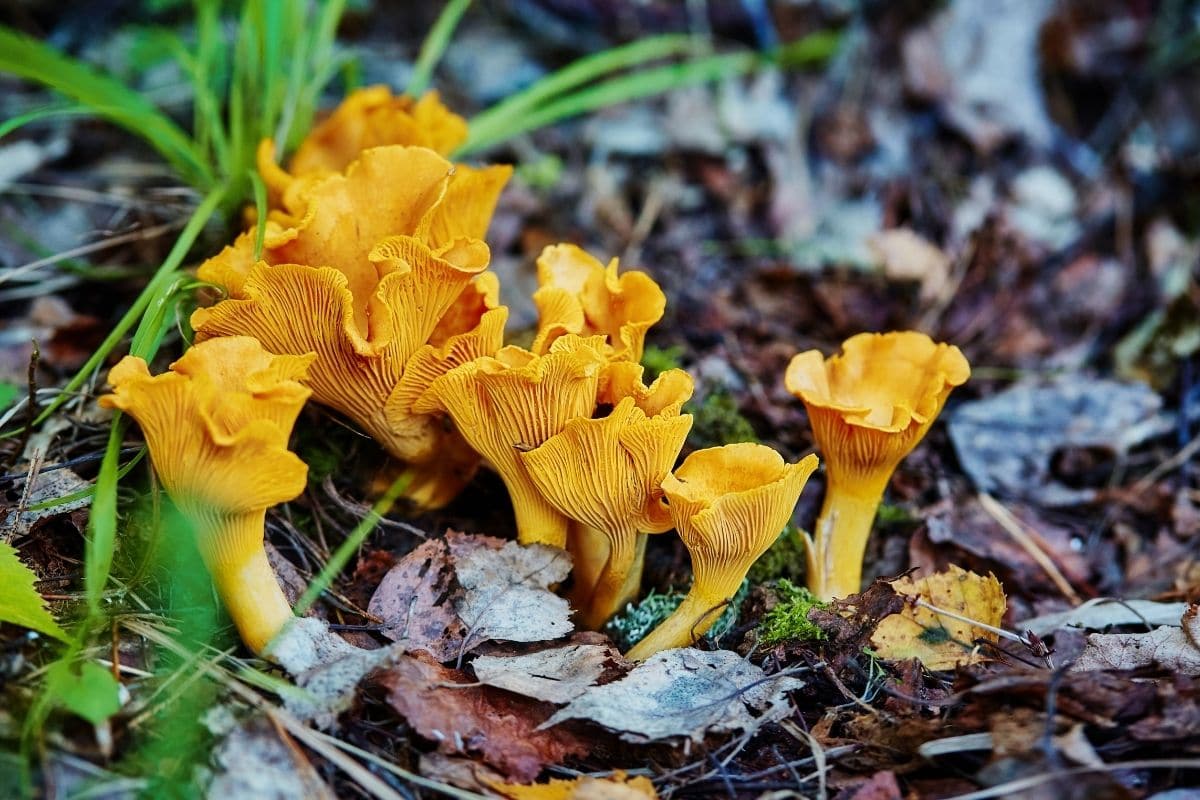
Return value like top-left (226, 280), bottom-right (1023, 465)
top-left (100, 88), bottom-right (971, 658)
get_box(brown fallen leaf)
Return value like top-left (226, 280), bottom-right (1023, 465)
top-left (367, 537), bottom-right (467, 661)
top-left (807, 579), bottom-right (905, 670)
top-left (868, 227), bottom-right (951, 304)
top-left (871, 566), bottom-right (1007, 670)
top-left (490, 771), bottom-right (658, 799)
top-left (845, 770), bottom-right (903, 800)
top-left (471, 642), bottom-right (623, 704)
top-left (372, 652), bottom-right (589, 782)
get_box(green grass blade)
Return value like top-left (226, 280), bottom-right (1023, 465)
top-left (461, 34), bottom-right (696, 152)
top-left (0, 104), bottom-right (91, 139)
top-left (249, 170), bottom-right (268, 260)
top-left (293, 471), bottom-right (413, 615)
top-left (17, 184), bottom-right (228, 432)
top-left (459, 31), bottom-right (841, 156)
top-left (0, 27), bottom-right (214, 188)
top-left (407, 0), bottom-right (472, 97)
top-left (84, 419), bottom-right (126, 615)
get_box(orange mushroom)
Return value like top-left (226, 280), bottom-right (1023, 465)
top-left (530, 244), bottom-right (666, 362)
top-left (522, 378), bottom-right (693, 627)
top-left (99, 338), bottom-right (312, 654)
top-left (625, 444), bottom-right (818, 660)
top-left (785, 331), bottom-right (970, 599)
top-left (193, 146), bottom-right (512, 508)
top-left (414, 335), bottom-right (609, 547)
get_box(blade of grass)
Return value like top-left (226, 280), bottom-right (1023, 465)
top-left (0, 27), bottom-right (213, 188)
top-left (84, 419), bottom-right (126, 615)
top-left (12, 183), bottom-right (228, 434)
top-left (461, 33), bottom-right (695, 152)
top-left (407, 0), bottom-right (472, 97)
top-left (293, 471), bottom-right (413, 615)
top-left (248, 170), bottom-right (268, 260)
top-left (459, 30), bottom-right (841, 156)
top-left (0, 104), bottom-right (91, 139)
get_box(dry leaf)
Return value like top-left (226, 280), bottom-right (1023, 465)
top-left (541, 648), bottom-right (802, 743)
top-left (367, 538), bottom-right (467, 661)
top-left (471, 643), bottom-right (622, 704)
top-left (373, 652), bottom-right (589, 781)
top-left (491, 771), bottom-right (658, 799)
top-left (447, 531), bottom-right (574, 648)
top-left (871, 566), bottom-right (1006, 669)
top-left (209, 716), bottom-right (336, 800)
top-left (1020, 599), bottom-right (1190, 637)
top-left (1072, 604), bottom-right (1200, 675)
top-left (868, 228), bottom-right (951, 303)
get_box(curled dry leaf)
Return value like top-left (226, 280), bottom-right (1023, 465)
top-left (447, 531), bottom-right (574, 648)
top-left (491, 771), bottom-right (658, 799)
top-left (373, 652), bottom-right (589, 782)
top-left (871, 566), bottom-right (1006, 670)
top-left (366, 538), bottom-right (467, 661)
top-left (541, 648), bottom-right (802, 744)
top-left (1020, 599), bottom-right (1190, 637)
top-left (1072, 604), bottom-right (1200, 676)
top-left (471, 642), bottom-right (623, 705)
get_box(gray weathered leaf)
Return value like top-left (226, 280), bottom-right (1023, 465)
top-left (447, 532), bottom-right (573, 648)
top-left (1021, 599), bottom-right (1190, 637)
top-left (367, 538), bottom-right (467, 661)
top-left (541, 648), bottom-right (802, 743)
top-left (1072, 604), bottom-right (1200, 675)
top-left (471, 643), bottom-right (620, 704)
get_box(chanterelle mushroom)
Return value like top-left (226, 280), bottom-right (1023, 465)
top-left (99, 337), bottom-right (312, 654)
top-left (625, 443), bottom-right (818, 660)
top-left (785, 331), bottom-right (969, 600)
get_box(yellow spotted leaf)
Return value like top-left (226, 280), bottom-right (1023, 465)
top-left (490, 771), bottom-right (658, 799)
top-left (871, 566), bottom-right (1006, 669)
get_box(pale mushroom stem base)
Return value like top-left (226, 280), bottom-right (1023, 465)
top-left (806, 480), bottom-right (886, 601)
top-left (580, 530), bottom-right (645, 629)
top-left (624, 576), bottom-right (741, 660)
top-left (196, 512), bottom-right (296, 654)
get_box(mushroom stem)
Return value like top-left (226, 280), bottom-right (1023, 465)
top-left (192, 510), bottom-right (295, 654)
top-left (507, 479), bottom-right (570, 548)
top-left (567, 522), bottom-right (607, 608)
top-left (625, 575), bottom-right (741, 661)
top-left (579, 527), bottom-right (643, 629)
top-left (807, 477), bottom-right (887, 600)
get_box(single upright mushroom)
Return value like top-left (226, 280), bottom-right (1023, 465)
top-left (99, 337), bottom-right (313, 654)
top-left (521, 383), bottom-right (693, 627)
top-left (785, 331), bottom-right (969, 600)
top-left (530, 244), bottom-right (666, 363)
top-left (625, 444), bottom-right (818, 660)
top-left (414, 335), bottom-right (608, 547)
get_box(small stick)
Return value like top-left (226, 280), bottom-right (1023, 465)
top-left (978, 493), bottom-right (1081, 604)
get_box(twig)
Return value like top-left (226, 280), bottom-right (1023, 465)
top-left (944, 759), bottom-right (1200, 800)
top-left (978, 493), bottom-right (1081, 604)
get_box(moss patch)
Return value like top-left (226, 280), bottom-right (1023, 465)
top-left (606, 580), bottom-right (749, 651)
top-left (686, 390), bottom-right (758, 448)
top-left (748, 524), bottom-right (809, 584)
top-left (759, 579), bottom-right (829, 645)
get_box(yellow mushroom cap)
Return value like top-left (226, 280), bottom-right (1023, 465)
top-left (415, 335), bottom-right (608, 546)
top-left (98, 338), bottom-right (312, 653)
top-left (599, 361), bottom-right (694, 417)
top-left (99, 337), bottom-right (312, 514)
top-left (530, 244), bottom-right (666, 362)
top-left (522, 397), bottom-right (693, 537)
top-left (664, 444), bottom-right (820, 596)
top-left (784, 331), bottom-right (969, 493)
top-left (193, 237), bottom-right (493, 465)
top-left (290, 87), bottom-right (470, 176)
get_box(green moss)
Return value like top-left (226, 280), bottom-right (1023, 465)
top-left (759, 579), bottom-right (828, 645)
top-left (641, 344), bottom-right (685, 381)
top-left (606, 580), bottom-right (749, 651)
top-left (875, 502), bottom-right (915, 525)
top-left (747, 524), bottom-right (809, 584)
top-left (686, 390), bottom-right (758, 448)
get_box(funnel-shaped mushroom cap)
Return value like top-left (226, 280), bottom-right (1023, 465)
top-left (785, 331), bottom-right (969, 494)
top-left (291, 88), bottom-right (469, 175)
top-left (530, 244), bottom-right (666, 362)
top-left (100, 338), bottom-right (312, 512)
top-left (198, 146), bottom-right (510, 320)
top-left (599, 361), bottom-right (694, 417)
top-left (522, 398), bottom-right (693, 537)
top-left (193, 237), bottom-right (493, 465)
top-left (415, 335), bottom-right (608, 546)
top-left (98, 337), bottom-right (312, 653)
top-left (664, 444), bottom-right (820, 592)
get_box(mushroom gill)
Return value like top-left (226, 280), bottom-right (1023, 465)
top-left (625, 444), bottom-right (819, 660)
